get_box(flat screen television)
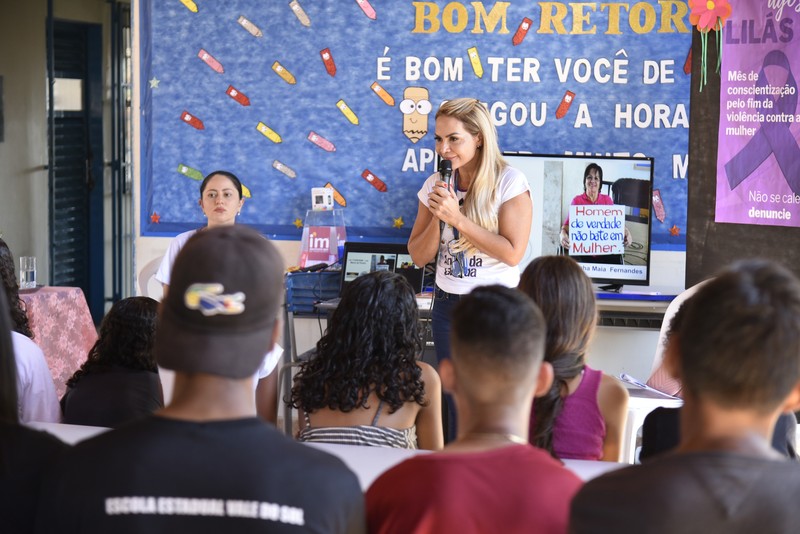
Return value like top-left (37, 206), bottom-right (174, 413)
top-left (505, 152), bottom-right (655, 289)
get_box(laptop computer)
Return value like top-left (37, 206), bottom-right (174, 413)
top-left (319, 242), bottom-right (426, 308)
top-left (341, 241), bottom-right (425, 294)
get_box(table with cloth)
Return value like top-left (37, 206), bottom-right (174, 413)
top-left (20, 286), bottom-right (97, 398)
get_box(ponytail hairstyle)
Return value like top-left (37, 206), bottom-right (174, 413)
top-left (518, 256), bottom-right (597, 457)
top-left (436, 98), bottom-right (506, 254)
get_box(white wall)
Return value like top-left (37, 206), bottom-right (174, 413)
top-left (0, 0), bottom-right (110, 288)
top-left (0, 1), bottom-right (49, 274)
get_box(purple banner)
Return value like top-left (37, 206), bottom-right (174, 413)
top-left (716, 2), bottom-right (800, 227)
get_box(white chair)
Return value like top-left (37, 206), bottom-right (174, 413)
top-left (621, 387), bottom-right (682, 464)
top-left (137, 255), bottom-right (164, 299)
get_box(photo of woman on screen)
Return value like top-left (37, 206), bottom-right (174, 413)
top-left (559, 162), bottom-right (631, 265)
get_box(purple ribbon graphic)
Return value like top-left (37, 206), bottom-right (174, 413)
top-left (725, 50), bottom-right (800, 195)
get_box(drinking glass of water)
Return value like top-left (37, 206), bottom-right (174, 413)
top-left (19, 256), bottom-right (36, 289)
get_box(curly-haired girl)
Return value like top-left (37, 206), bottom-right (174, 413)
top-left (61, 296), bottom-right (163, 427)
top-left (290, 271), bottom-right (443, 449)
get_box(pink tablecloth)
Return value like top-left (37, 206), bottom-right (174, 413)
top-left (20, 286), bottom-right (98, 398)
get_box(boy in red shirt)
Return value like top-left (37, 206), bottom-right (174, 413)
top-left (367, 285), bottom-right (582, 534)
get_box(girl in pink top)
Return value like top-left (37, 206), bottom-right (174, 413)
top-left (519, 256), bottom-right (629, 461)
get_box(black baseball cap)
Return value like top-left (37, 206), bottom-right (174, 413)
top-left (156, 225), bottom-right (284, 379)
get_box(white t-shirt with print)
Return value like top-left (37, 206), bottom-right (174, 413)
top-left (417, 165), bottom-right (531, 295)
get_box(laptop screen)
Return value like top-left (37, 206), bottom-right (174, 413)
top-left (340, 242), bottom-right (424, 294)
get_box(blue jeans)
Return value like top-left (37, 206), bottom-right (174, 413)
top-left (431, 285), bottom-right (462, 443)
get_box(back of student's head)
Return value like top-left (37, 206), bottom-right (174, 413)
top-left (677, 259), bottom-right (800, 413)
top-left (156, 225), bottom-right (284, 379)
top-left (518, 256), bottom-right (596, 453)
top-left (450, 285), bottom-right (546, 399)
top-left (290, 270), bottom-right (425, 413)
top-left (67, 296), bottom-right (159, 388)
top-left (0, 289), bottom-right (19, 424)
top-left (328, 270), bottom-right (421, 350)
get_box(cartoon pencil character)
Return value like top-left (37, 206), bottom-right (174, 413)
top-left (467, 46), bottom-right (483, 78)
top-left (325, 182), bottom-right (347, 206)
top-left (512, 18), bottom-right (532, 46)
top-left (307, 131), bottom-right (336, 152)
top-left (226, 85), bottom-right (250, 106)
top-left (555, 90), bottom-right (575, 119)
top-left (361, 169), bottom-right (387, 192)
top-left (256, 121), bottom-right (282, 143)
top-left (370, 82), bottom-right (395, 106)
top-left (652, 189), bottom-right (667, 223)
top-left (400, 87), bottom-right (431, 143)
top-left (336, 99), bottom-right (359, 125)
top-left (320, 48), bottom-right (336, 76)
top-left (273, 160), bottom-right (297, 179)
top-left (181, 110), bottom-right (205, 130)
top-left (179, 0), bottom-right (198, 13)
top-left (289, 0), bottom-right (311, 27)
top-left (355, 0), bottom-right (377, 19)
top-left (237, 16), bottom-right (263, 37)
top-left (198, 49), bottom-right (224, 74)
top-left (177, 164), bottom-right (204, 181)
top-left (272, 61), bottom-right (297, 84)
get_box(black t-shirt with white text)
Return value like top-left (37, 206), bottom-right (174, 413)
top-left (36, 416), bottom-right (364, 533)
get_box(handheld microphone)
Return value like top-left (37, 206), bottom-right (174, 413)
top-left (439, 159), bottom-right (453, 189)
top-left (438, 159), bottom-right (453, 236)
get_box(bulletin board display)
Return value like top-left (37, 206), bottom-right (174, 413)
top-left (140, 0), bottom-right (692, 248)
top-left (715, 2), bottom-right (800, 228)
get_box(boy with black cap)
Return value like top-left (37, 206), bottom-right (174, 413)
top-left (570, 259), bottom-right (800, 533)
top-left (37, 226), bottom-right (365, 533)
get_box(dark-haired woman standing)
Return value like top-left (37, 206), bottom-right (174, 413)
top-left (155, 170), bottom-right (245, 292)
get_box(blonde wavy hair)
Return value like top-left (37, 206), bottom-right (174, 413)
top-left (436, 98), bottom-right (506, 253)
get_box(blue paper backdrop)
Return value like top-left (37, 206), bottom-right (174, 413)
top-left (140, 0), bottom-right (691, 249)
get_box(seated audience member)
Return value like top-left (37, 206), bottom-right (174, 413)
top-left (153, 168), bottom-right (282, 424)
top-left (518, 256), bottom-right (628, 461)
top-left (290, 271), bottom-right (442, 450)
top-left (37, 226), bottom-right (365, 533)
top-left (641, 405), bottom-right (798, 461)
top-left (640, 281), bottom-right (797, 461)
top-left (0, 289), bottom-right (68, 534)
top-left (0, 239), bottom-right (60, 423)
top-left (367, 286), bottom-right (582, 533)
top-left (61, 296), bottom-right (163, 428)
top-left (570, 259), bottom-right (800, 533)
